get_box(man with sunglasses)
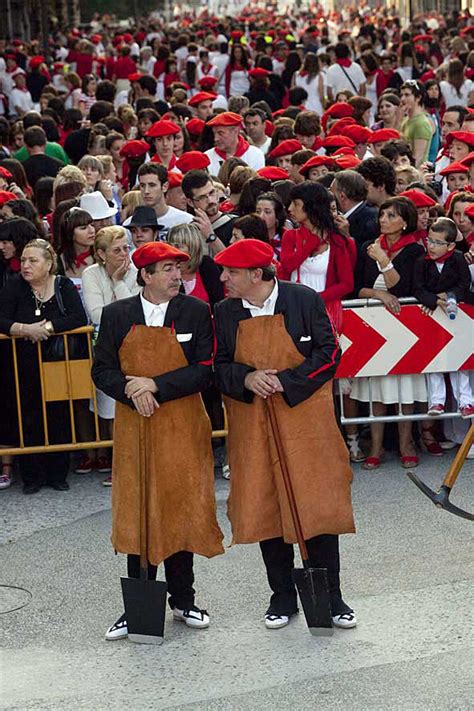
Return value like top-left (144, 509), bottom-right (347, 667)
top-left (182, 169), bottom-right (237, 252)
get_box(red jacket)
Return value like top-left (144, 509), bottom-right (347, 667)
top-left (280, 226), bottom-right (354, 302)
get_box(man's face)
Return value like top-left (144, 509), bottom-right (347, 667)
top-left (365, 179), bottom-right (383, 206)
top-left (166, 185), bottom-right (187, 211)
top-left (417, 206), bottom-right (430, 231)
top-left (295, 133), bottom-right (316, 150)
top-left (449, 139), bottom-right (469, 162)
top-left (130, 225), bottom-right (156, 247)
top-left (447, 172), bottom-right (469, 193)
top-left (188, 179), bottom-right (219, 218)
top-left (441, 111), bottom-right (461, 142)
top-left (381, 58), bottom-right (392, 74)
top-left (213, 126), bottom-right (239, 154)
top-left (139, 174), bottom-right (164, 208)
top-left (308, 165), bottom-right (328, 181)
top-left (220, 266), bottom-right (258, 298)
top-left (196, 100), bottom-right (213, 120)
top-left (244, 115), bottom-right (265, 142)
top-left (154, 134), bottom-right (175, 156)
top-left (142, 259), bottom-right (182, 301)
top-left (276, 155), bottom-right (292, 170)
top-left (426, 228), bottom-right (454, 261)
top-left (400, 88), bottom-right (416, 113)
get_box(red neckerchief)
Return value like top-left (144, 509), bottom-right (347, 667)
top-left (379, 233), bottom-right (418, 256)
top-left (336, 58), bottom-right (352, 68)
top-left (201, 64), bottom-right (212, 75)
top-left (74, 248), bottom-right (92, 268)
top-left (465, 68), bottom-right (474, 80)
top-left (465, 231), bottom-right (474, 247)
top-left (424, 250), bottom-right (454, 264)
top-left (214, 134), bottom-right (249, 160)
top-left (412, 228), bottom-right (428, 248)
top-left (294, 225), bottom-right (325, 282)
top-left (151, 153), bottom-right (178, 170)
top-left (8, 257), bottom-right (21, 272)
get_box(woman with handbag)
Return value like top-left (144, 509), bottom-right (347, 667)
top-left (0, 238), bottom-right (87, 493)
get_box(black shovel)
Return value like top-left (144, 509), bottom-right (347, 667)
top-left (121, 416), bottom-right (168, 644)
top-left (267, 399), bottom-right (334, 637)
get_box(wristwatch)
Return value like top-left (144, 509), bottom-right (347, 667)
top-left (206, 233), bottom-right (217, 243)
top-left (45, 322), bottom-right (55, 335)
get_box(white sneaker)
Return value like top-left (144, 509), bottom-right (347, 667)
top-left (105, 613), bottom-right (128, 640)
top-left (173, 606), bottom-right (209, 628)
top-left (332, 611), bottom-right (357, 629)
top-left (466, 445), bottom-right (474, 460)
top-left (264, 614), bottom-right (290, 629)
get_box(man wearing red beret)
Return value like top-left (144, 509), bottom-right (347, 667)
top-left (214, 240), bottom-right (356, 631)
top-left (189, 92), bottom-right (215, 121)
top-left (205, 112), bottom-right (265, 175)
top-left (93, 241), bottom-right (224, 640)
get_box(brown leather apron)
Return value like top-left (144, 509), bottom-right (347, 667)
top-left (224, 314), bottom-right (355, 545)
top-left (112, 325), bottom-right (224, 565)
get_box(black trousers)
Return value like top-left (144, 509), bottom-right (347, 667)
top-left (127, 552), bottom-right (195, 610)
top-left (259, 534), bottom-right (352, 616)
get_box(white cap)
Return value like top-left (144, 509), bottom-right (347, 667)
top-left (79, 191), bottom-right (118, 220)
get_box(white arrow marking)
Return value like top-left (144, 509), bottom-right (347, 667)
top-left (354, 307), bottom-right (417, 377)
top-left (424, 308), bottom-right (474, 372)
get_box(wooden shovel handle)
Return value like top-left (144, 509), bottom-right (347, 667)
top-left (444, 424), bottom-right (474, 490)
top-left (267, 398), bottom-right (309, 563)
top-left (138, 416), bottom-right (148, 577)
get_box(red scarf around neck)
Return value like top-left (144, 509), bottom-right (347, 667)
top-left (466, 231), bottom-right (474, 247)
top-left (8, 257), bottom-right (21, 272)
top-left (74, 248), bottom-right (92, 268)
top-left (214, 134), bottom-right (249, 160)
top-left (379, 233), bottom-right (418, 256)
top-left (424, 249), bottom-right (455, 264)
top-left (336, 58), bottom-right (352, 68)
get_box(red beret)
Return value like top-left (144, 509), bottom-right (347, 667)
top-left (91, 34), bottom-right (102, 43)
top-left (12, 40), bottom-right (22, 47)
top-left (0, 167), bottom-right (13, 180)
top-left (369, 128), bottom-right (401, 144)
top-left (214, 239), bottom-right (274, 269)
top-left (123, 33), bottom-right (133, 43)
top-left (439, 161), bottom-right (470, 176)
top-left (341, 125), bottom-right (373, 143)
top-left (324, 102), bottom-right (354, 119)
top-left (460, 151), bottom-right (474, 168)
top-left (231, 30), bottom-right (244, 40)
top-left (332, 146), bottom-right (356, 156)
top-left (327, 117), bottom-right (356, 136)
top-left (146, 120), bottom-right (181, 138)
top-left (268, 139), bottom-right (303, 159)
top-left (198, 76), bottom-right (218, 89)
top-left (334, 154), bottom-right (361, 169)
top-left (128, 72), bottom-right (144, 82)
top-left (167, 171), bottom-right (183, 189)
top-left (119, 140), bottom-right (149, 159)
top-left (4, 54), bottom-right (16, 61)
top-left (207, 112), bottom-right (243, 128)
top-left (29, 56), bottom-right (45, 69)
top-left (176, 151), bottom-right (210, 173)
top-left (265, 119), bottom-right (274, 137)
top-left (257, 166), bottom-right (289, 180)
top-left (132, 242), bottom-right (190, 269)
top-left (299, 155), bottom-right (336, 176)
top-left (446, 131), bottom-right (474, 148)
top-left (249, 67), bottom-right (270, 79)
top-left (465, 204), bottom-right (474, 220)
top-left (189, 91), bottom-right (216, 107)
top-left (186, 118), bottom-right (205, 136)
top-left (0, 190), bottom-right (18, 206)
top-left (399, 189), bottom-right (437, 208)
top-left (322, 135), bottom-right (355, 149)
top-left (413, 34), bottom-right (431, 42)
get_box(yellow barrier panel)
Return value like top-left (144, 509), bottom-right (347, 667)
top-left (0, 327), bottom-right (227, 457)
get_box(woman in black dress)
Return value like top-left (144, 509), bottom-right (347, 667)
top-left (0, 238), bottom-right (87, 493)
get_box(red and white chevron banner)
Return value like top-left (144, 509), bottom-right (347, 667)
top-left (336, 303), bottom-right (474, 378)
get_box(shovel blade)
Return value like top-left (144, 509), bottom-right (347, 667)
top-left (293, 567), bottom-right (334, 637)
top-left (121, 577), bottom-right (168, 645)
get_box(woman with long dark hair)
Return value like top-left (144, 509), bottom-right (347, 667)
top-left (255, 191), bottom-right (287, 258)
top-left (440, 59), bottom-right (474, 108)
top-left (292, 52), bottom-right (324, 115)
top-left (225, 44), bottom-right (251, 97)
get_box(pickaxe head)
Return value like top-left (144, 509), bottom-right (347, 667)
top-left (406, 473), bottom-right (474, 521)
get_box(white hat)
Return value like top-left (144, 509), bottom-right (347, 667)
top-left (79, 192), bottom-right (118, 220)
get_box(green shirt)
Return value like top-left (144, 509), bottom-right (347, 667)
top-left (14, 142), bottom-right (70, 165)
top-left (401, 113), bottom-right (433, 163)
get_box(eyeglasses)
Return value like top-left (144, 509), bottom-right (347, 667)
top-left (427, 237), bottom-right (449, 247)
top-left (192, 189), bottom-right (217, 204)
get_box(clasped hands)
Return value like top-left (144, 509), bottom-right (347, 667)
top-left (125, 375), bottom-right (159, 417)
top-left (244, 369), bottom-right (283, 399)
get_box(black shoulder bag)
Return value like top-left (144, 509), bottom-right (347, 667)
top-left (42, 276), bottom-right (88, 362)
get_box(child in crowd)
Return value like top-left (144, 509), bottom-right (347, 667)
top-left (413, 217), bottom-right (473, 419)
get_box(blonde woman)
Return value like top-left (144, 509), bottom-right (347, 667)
top-left (120, 189), bottom-right (143, 222)
top-left (78, 155), bottom-right (105, 191)
top-left (82, 226), bottom-right (140, 483)
top-left (168, 223), bottom-right (224, 306)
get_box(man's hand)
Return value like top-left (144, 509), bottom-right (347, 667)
top-left (125, 375), bottom-right (158, 398)
top-left (132, 391), bottom-right (159, 417)
top-left (193, 208), bottom-right (213, 240)
top-left (244, 369), bottom-right (284, 399)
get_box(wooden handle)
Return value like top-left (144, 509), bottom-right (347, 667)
top-left (444, 424), bottom-right (474, 490)
top-left (267, 398), bottom-right (309, 563)
top-left (138, 416), bottom-right (148, 579)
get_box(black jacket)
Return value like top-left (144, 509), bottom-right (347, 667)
top-left (356, 241), bottom-right (425, 297)
top-left (214, 280), bottom-right (340, 409)
top-left (413, 251), bottom-right (471, 310)
top-left (92, 293), bottom-right (213, 408)
top-left (347, 202), bottom-right (379, 250)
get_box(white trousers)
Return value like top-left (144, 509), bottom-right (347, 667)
top-left (427, 371), bottom-right (473, 408)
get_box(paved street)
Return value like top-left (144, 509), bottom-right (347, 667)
top-left (1, 451), bottom-right (473, 710)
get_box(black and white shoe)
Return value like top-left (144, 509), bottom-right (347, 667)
top-left (105, 613), bottom-right (128, 640)
top-left (264, 614), bottom-right (290, 629)
top-left (332, 611), bottom-right (357, 629)
top-left (172, 606), bottom-right (209, 629)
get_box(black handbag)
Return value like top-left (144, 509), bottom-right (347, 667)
top-left (42, 277), bottom-right (88, 362)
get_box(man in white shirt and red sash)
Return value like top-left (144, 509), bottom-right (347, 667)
top-left (205, 111), bottom-right (265, 176)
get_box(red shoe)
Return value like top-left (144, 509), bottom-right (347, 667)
top-left (400, 454), bottom-right (419, 469)
top-left (460, 405), bottom-right (474, 419)
top-left (362, 453), bottom-right (383, 470)
top-left (427, 404), bottom-right (444, 416)
top-left (75, 456), bottom-right (94, 474)
top-left (95, 456), bottom-right (112, 473)
top-left (421, 427), bottom-right (444, 457)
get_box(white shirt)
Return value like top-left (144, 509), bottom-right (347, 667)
top-left (325, 62), bottom-right (366, 96)
top-left (10, 88), bottom-right (34, 116)
top-left (291, 247), bottom-right (330, 293)
top-left (344, 201), bottom-right (364, 219)
top-left (205, 144), bottom-right (265, 177)
top-left (123, 205), bottom-right (193, 241)
top-left (440, 79), bottom-right (473, 109)
top-left (242, 280), bottom-right (279, 318)
top-left (82, 263), bottom-right (140, 325)
top-left (140, 292), bottom-right (170, 327)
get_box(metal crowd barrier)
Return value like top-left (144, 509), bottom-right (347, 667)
top-left (336, 297), bottom-right (474, 425)
top-left (0, 327), bottom-right (227, 457)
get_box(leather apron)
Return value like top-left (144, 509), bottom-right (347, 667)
top-left (224, 314), bottom-right (355, 545)
top-left (112, 325), bottom-right (224, 565)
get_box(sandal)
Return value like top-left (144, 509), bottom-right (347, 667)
top-left (363, 452), bottom-right (384, 470)
top-left (400, 453), bottom-right (419, 469)
top-left (420, 426), bottom-right (443, 457)
top-left (346, 434), bottom-right (365, 463)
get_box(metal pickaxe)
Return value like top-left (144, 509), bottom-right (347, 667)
top-left (406, 425), bottom-right (473, 521)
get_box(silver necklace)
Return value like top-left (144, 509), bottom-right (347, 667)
top-left (32, 283), bottom-right (48, 317)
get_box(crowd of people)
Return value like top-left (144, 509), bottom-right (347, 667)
top-left (0, 4), bottom-right (473, 495)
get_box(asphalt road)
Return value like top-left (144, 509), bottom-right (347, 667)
top-left (1, 451), bottom-right (473, 710)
